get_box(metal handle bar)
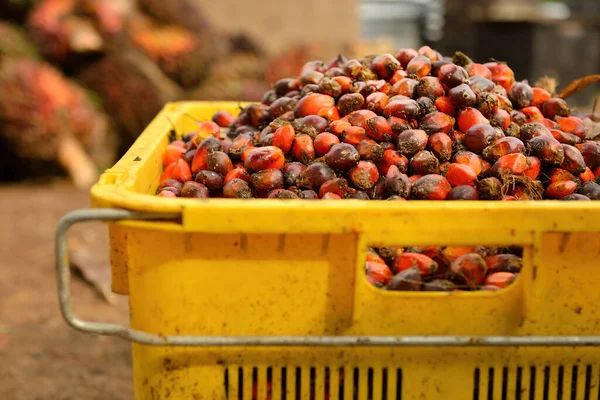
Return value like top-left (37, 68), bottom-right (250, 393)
top-left (56, 208), bottom-right (600, 347)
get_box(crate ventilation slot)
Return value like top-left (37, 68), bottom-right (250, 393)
top-left (224, 366), bottom-right (402, 400)
top-left (473, 365), bottom-right (600, 400)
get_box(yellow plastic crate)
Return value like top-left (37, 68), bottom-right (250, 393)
top-left (56, 102), bottom-right (600, 400)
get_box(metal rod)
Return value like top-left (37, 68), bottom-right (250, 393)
top-left (55, 208), bottom-right (600, 348)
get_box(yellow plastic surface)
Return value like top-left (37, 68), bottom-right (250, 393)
top-left (91, 102), bottom-right (600, 400)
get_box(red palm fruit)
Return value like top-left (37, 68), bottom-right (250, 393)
top-left (380, 141), bottom-right (396, 151)
top-left (346, 109), bottom-right (378, 128)
top-left (228, 134), bottom-right (254, 160)
top-left (343, 59), bottom-right (363, 77)
top-left (389, 69), bottom-right (408, 85)
top-left (220, 139), bottom-right (232, 155)
top-left (531, 87), bottom-right (551, 107)
top-left (328, 120), bottom-right (352, 135)
top-left (275, 78), bottom-right (301, 95)
top-left (560, 144), bottom-right (586, 175)
top-left (418, 45), bottom-right (438, 61)
top-left (395, 48), bottom-right (418, 67)
top-left (406, 55), bottom-right (432, 79)
top-left (453, 151), bottom-right (483, 175)
top-left (296, 162), bottom-right (336, 191)
top-left (446, 163), bottom-right (477, 187)
top-left (195, 121), bottom-right (221, 139)
top-left (440, 161), bottom-right (451, 175)
top-left (449, 130), bottom-right (467, 150)
top-left (581, 181), bottom-right (600, 200)
top-left (324, 143), bottom-right (360, 171)
top-left (547, 168), bottom-right (578, 184)
top-left (366, 261), bottom-right (393, 287)
top-left (397, 129), bottom-right (429, 157)
top-left (206, 151), bottom-right (233, 177)
top-left (158, 189), bottom-right (177, 197)
top-left (365, 92), bottom-right (389, 114)
top-left (508, 81), bottom-right (534, 108)
top-left (427, 132), bottom-right (453, 161)
top-left (348, 161), bottom-right (380, 190)
top-left (482, 159), bottom-right (493, 175)
top-left (181, 181), bottom-right (210, 198)
top-left (545, 180), bottom-right (577, 199)
top-left (384, 98), bottom-right (420, 120)
top-left (465, 63), bottom-right (492, 79)
top-left (486, 254), bottom-right (522, 273)
top-left (483, 62), bottom-right (514, 91)
top-left (357, 139), bottom-right (384, 161)
top-left (550, 129), bottom-right (581, 145)
top-left (419, 112), bottom-right (455, 134)
top-left (511, 110), bottom-right (527, 126)
top-left (212, 111), bottom-right (237, 128)
top-left (417, 96), bottom-right (436, 116)
top-left (340, 126), bottom-right (367, 146)
top-left (272, 124), bottom-right (295, 153)
top-left (367, 248), bottom-right (386, 264)
top-left (317, 77), bottom-right (342, 98)
top-left (575, 141), bottom-right (600, 169)
top-left (541, 118), bottom-right (560, 130)
top-left (171, 159), bottom-right (192, 183)
top-left (485, 272), bottom-right (516, 288)
top-left (384, 165), bottom-right (411, 198)
top-left (244, 146), bottom-right (285, 172)
top-left (281, 162), bottom-right (307, 187)
top-left (519, 122), bottom-right (552, 142)
top-left (391, 78), bottom-right (418, 97)
top-left (195, 170), bottom-right (224, 195)
top-left (476, 92), bottom-right (500, 118)
top-left (447, 185), bottom-right (479, 200)
top-left (495, 95), bottom-right (513, 113)
top-left (300, 70), bottom-right (325, 86)
top-left (438, 64), bottom-right (469, 89)
top-left (477, 177), bottom-right (503, 199)
top-left (435, 96), bottom-right (456, 115)
top-left (365, 177), bottom-right (387, 199)
top-left (294, 112), bottom-right (329, 136)
top-left (491, 153), bottom-right (529, 176)
top-left (224, 167), bottom-right (251, 184)
top-left (493, 85), bottom-right (508, 97)
top-left (319, 177), bottom-right (350, 198)
top-left (562, 193), bottom-right (591, 201)
top-left (411, 174), bottom-right (452, 200)
top-left (250, 169), bottom-right (284, 196)
top-left (157, 179), bottom-right (183, 194)
top-left (441, 246), bottom-right (477, 265)
top-left (451, 253), bottom-right (487, 286)
top-left (363, 79), bottom-right (392, 95)
top-left (370, 53), bottom-right (401, 79)
top-left (595, 166), bottom-right (600, 178)
top-left (163, 144), bottom-right (186, 167)
top-left (378, 150), bottom-right (409, 175)
top-left (556, 116), bottom-right (586, 139)
top-left (191, 136), bottom-right (221, 173)
top-left (580, 168), bottom-right (595, 183)
top-left (387, 267), bottom-right (422, 291)
top-left (524, 156), bottom-right (541, 179)
top-left (393, 253), bottom-right (438, 276)
top-left (223, 178), bottom-right (252, 198)
top-left (267, 189), bottom-right (300, 199)
top-left (290, 134), bottom-right (315, 164)
top-left (521, 106), bottom-right (544, 121)
top-left (416, 76), bottom-right (445, 99)
top-left (332, 76), bottom-right (352, 93)
top-left (482, 137), bottom-right (525, 162)
top-left (468, 76), bottom-right (496, 95)
top-left (295, 93), bottom-right (335, 118)
top-left (410, 150), bottom-right (440, 175)
top-left (541, 97), bottom-right (570, 119)
top-left (387, 116), bottom-right (414, 139)
top-left (268, 97), bottom-right (298, 119)
top-left (365, 116), bottom-right (393, 141)
top-left (458, 107), bottom-right (489, 132)
top-left (317, 106), bottom-right (341, 121)
top-left (527, 136), bottom-right (564, 165)
top-left (171, 140), bottom-right (186, 148)
top-left (465, 124), bottom-right (504, 154)
top-left (448, 83), bottom-right (477, 108)
top-left (313, 132), bottom-right (340, 156)
top-left (300, 190), bottom-right (319, 199)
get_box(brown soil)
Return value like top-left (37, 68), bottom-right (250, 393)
top-left (0, 182), bottom-right (134, 400)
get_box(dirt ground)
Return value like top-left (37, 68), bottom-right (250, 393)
top-left (0, 182), bottom-right (134, 400)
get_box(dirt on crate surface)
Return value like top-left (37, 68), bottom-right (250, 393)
top-left (0, 182), bottom-right (134, 400)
